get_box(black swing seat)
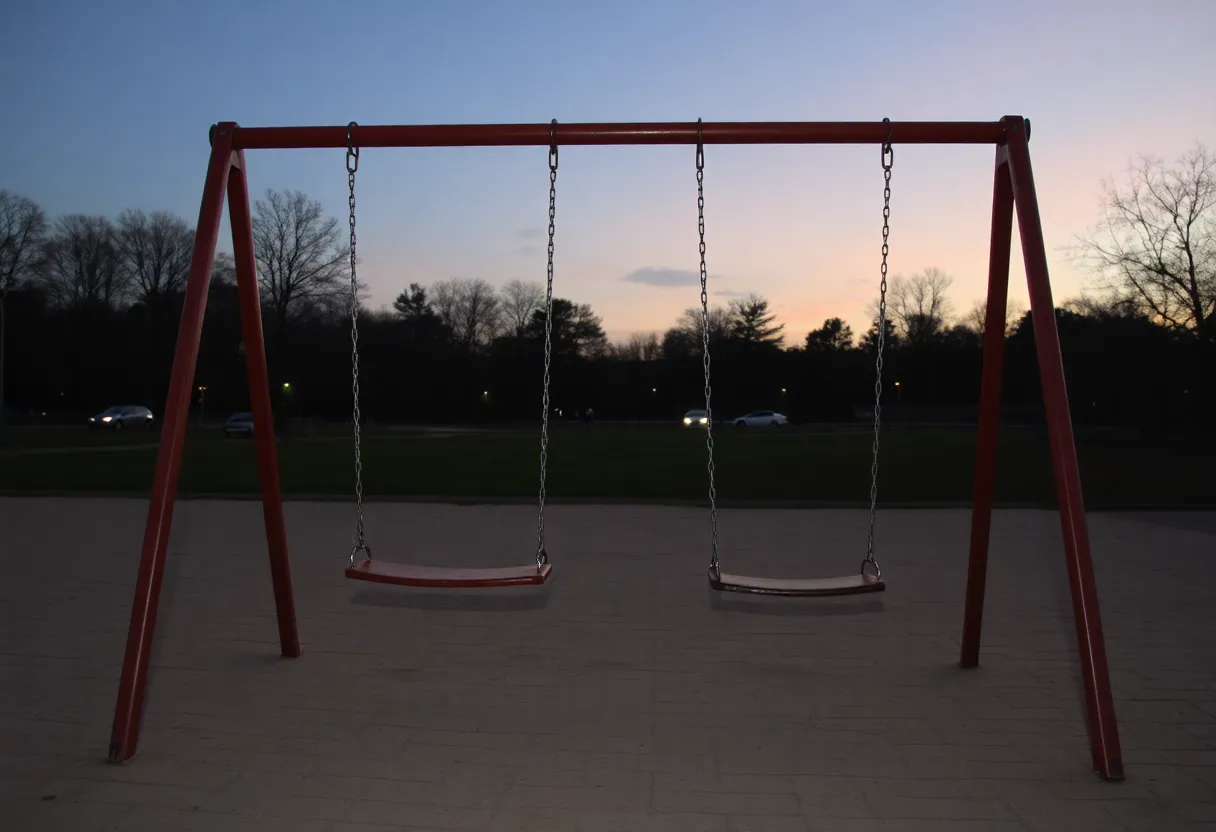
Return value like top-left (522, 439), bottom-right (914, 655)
top-left (347, 559), bottom-right (553, 588)
top-left (709, 569), bottom-right (885, 597)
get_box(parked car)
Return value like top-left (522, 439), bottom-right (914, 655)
top-left (733, 410), bottom-right (788, 427)
top-left (682, 409), bottom-right (709, 427)
top-left (88, 405), bottom-right (155, 431)
top-left (224, 412), bottom-right (255, 438)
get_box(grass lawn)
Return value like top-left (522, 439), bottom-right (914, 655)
top-left (0, 423), bottom-right (1212, 507)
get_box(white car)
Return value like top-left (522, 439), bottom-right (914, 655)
top-left (733, 410), bottom-right (788, 427)
top-left (88, 405), bottom-right (155, 431)
top-left (682, 409), bottom-right (709, 427)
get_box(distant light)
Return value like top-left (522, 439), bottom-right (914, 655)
top-left (781, 387), bottom-right (787, 393)
top-left (651, 387), bottom-right (657, 392)
top-left (894, 381), bottom-right (901, 387)
top-left (282, 382), bottom-right (292, 391)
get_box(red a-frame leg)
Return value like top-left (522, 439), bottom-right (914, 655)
top-left (108, 124), bottom-right (299, 763)
top-left (960, 143), bottom-right (1015, 670)
top-left (961, 117), bottom-right (1124, 781)
top-left (228, 143), bottom-right (300, 661)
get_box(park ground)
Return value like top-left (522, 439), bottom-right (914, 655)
top-left (1, 497), bottom-right (1214, 830)
top-left (0, 422), bottom-right (1213, 507)
top-left (2, 422), bottom-right (1214, 828)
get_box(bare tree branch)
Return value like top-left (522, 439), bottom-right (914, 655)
top-left (611, 332), bottom-right (662, 361)
top-left (431, 278), bottom-right (503, 349)
top-left (872, 267), bottom-right (955, 343)
top-left (0, 191), bottom-right (48, 430)
top-left (1075, 143), bottom-right (1215, 339)
top-left (0, 191), bottom-right (47, 294)
top-left (964, 297), bottom-right (1025, 338)
top-left (251, 189), bottom-right (350, 326)
top-left (501, 279), bottom-right (545, 335)
top-left (38, 215), bottom-right (126, 310)
top-left (117, 209), bottom-right (194, 308)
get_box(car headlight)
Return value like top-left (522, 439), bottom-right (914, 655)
top-left (102, 416), bottom-right (112, 422)
top-left (699, 417), bottom-right (707, 424)
top-left (683, 418), bottom-right (691, 424)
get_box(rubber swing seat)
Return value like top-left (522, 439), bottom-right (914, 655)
top-left (708, 569), bottom-right (885, 597)
top-left (346, 559), bottom-right (553, 588)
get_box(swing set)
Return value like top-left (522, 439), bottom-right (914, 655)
top-left (106, 116), bottom-right (1124, 782)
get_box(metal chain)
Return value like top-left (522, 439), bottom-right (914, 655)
top-left (696, 120), bottom-right (722, 581)
top-left (534, 120), bottom-right (558, 570)
top-left (346, 122), bottom-right (369, 566)
top-left (863, 119), bottom-right (893, 581)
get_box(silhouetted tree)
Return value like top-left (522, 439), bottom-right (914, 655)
top-left (38, 215), bottom-right (125, 311)
top-left (393, 282), bottom-right (451, 344)
top-left (0, 191), bottom-right (47, 429)
top-left (500, 279), bottom-right (545, 336)
top-left (431, 278), bottom-right (502, 350)
top-left (525, 298), bottom-right (607, 358)
top-left (251, 188), bottom-right (350, 431)
top-left (3, 174), bottom-right (1213, 433)
top-left (1078, 142), bottom-right (1214, 342)
top-left (252, 188), bottom-right (349, 329)
top-left (859, 318), bottom-right (899, 352)
top-left (117, 209), bottom-right (194, 312)
top-left (880, 267), bottom-right (954, 344)
top-left (728, 292), bottom-right (785, 347)
top-left (661, 305), bottom-right (732, 358)
top-left (612, 332), bottom-right (662, 361)
top-left (964, 297), bottom-right (1025, 339)
top-left (117, 209), bottom-right (195, 405)
top-left (805, 317), bottom-right (853, 352)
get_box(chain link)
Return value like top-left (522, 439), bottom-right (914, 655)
top-left (863, 120), bottom-right (894, 581)
top-left (696, 120), bottom-right (722, 580)
top-left (535, 120), bottom-right (559, 570)
top-left (346, 122), bottom-right (369, 566)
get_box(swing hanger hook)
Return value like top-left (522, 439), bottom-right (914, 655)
top-left (881, 117), bottom-right (894, 172)
top-left (549, 119), bottom-right (559, 171)
top-left (346, 121), bottom-right (359, 174)
top-left (695, 118), bottom-right (705, 171)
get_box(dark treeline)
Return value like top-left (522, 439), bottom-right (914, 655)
top-left (1, 263), bottom-right (1210, 432)
top-left (2, 139), bottom-right (1212, 433)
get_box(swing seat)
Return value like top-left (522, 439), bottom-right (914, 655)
top-left (346, 558), bottom-right (553, 588)
top-left (708, 569), bottom-right (885, 597)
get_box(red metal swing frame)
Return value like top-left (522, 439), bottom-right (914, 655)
top-left (106, 116), bottom-right (1124, 781)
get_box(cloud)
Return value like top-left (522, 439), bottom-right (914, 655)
top-left (517, 228), bottom-right (544, 239)
top-left (713, 289), bottom-right (749, 298)
top-left (621, 267), bottom-right (701, 287)
top-left (516, 244), bottom-right (539, 256)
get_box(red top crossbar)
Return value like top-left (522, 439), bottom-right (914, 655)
top-left (222, 119), bottom-right (1020, 150)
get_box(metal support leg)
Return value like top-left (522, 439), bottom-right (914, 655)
top-left (227, 140), bottom-right (301, 659)
top-left (1005, 116), bottom-right (1124, 781)
top-left (108, 128), bottom-right (235, 763)
top-left (960, 145), bottom-right (1015, 668)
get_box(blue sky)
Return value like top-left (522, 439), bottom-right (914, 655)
top-left (2, 0), bottom-right (1213, 342)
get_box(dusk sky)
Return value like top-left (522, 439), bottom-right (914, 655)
top-left (2, 0), bottom-right (1213, 343)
